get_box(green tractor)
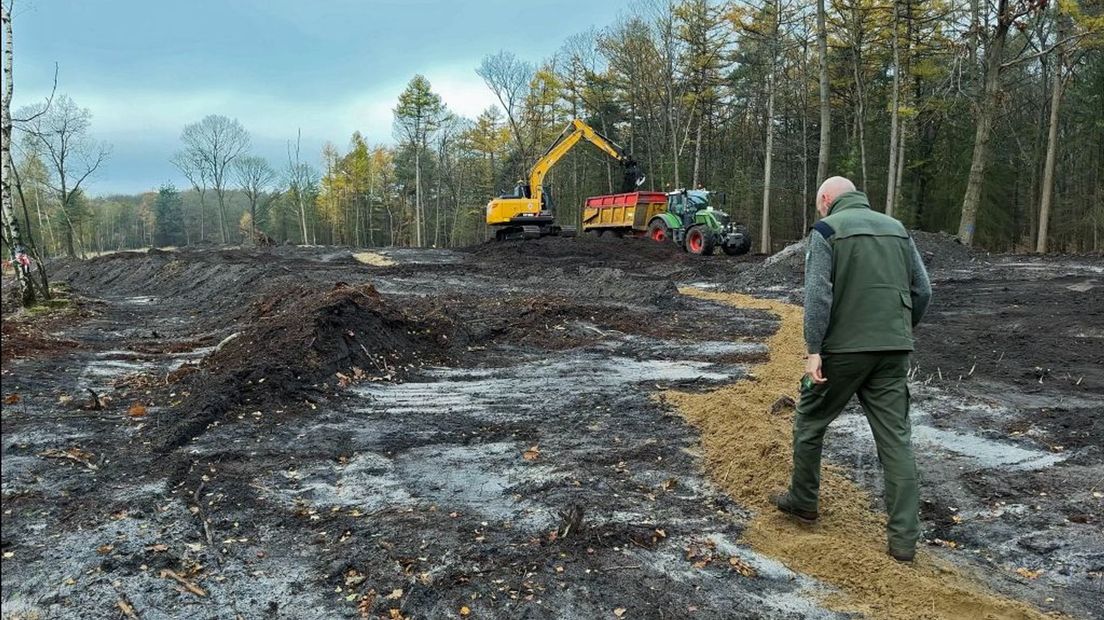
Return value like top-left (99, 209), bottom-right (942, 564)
top-left (647, 189), bottom-right (752, 256)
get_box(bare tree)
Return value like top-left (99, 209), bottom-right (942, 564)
top-left (477, 51), bottom-right (534, 164)
top-left (19, 95), bottom-right (109, 258)
top-left (178, 115), bottom-right (250, 244)
top-left (285, 129), bottom-right (317, 244)
top-left (234, 155), bottom-right (276, 245)
top-left (170, 148), bottom-right (209, 243)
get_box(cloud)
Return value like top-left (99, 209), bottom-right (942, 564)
top-left (11, 64), bottom-right (499, 194)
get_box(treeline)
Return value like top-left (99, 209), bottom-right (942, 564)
top-left (12, 0), bottom-right (1104, 257)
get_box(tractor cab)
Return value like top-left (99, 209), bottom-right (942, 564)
top-left (667, 189), bottom-right (726, 224)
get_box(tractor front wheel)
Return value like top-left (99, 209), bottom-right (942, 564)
top-left (685, 225), bottom-right (716, 256)
top-left (648, 219), bottom-right (671, 244)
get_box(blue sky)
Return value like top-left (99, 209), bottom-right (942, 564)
top-left (10, 0), bottom-right (633, 195)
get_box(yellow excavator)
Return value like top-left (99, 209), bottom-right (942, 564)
top-left (486, 118), bottom-right (645, 241)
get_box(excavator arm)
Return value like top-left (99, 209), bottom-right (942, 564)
top-left (528, 119), bottom-right (644, 207)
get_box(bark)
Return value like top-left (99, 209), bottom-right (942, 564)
top-left (885, 0), bottom-right (902, 216)
top-left (692, 113), bottom-right (703, 188)
top-left (958, 0), bottom-right (1010, 246)
top-left (414, 147), bottom-right (422, 247)
top-left (1036, 11), bottom-right (1070, 254)
top-left (760, 0), bottom-right (779, 254)
top-left (816, 0), bottom-right (831, 185)
top-left (1, 1), bottom-right (41, 305)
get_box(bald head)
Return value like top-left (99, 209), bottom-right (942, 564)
top-left (815, 176), bottom-right (856, 217)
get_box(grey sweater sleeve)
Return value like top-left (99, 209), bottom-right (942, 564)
top-left (803, 231), bottom-right (833, 354)
top-left (908, 236), bottom-right (932, 326)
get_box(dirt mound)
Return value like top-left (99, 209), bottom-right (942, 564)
top-left (155, 283), bottom-right (445, 451)
top-left (728, 229), bottom-right (989, 294)
top-left (465, 234), bottom-right (689, 267)
top-left (910, 230), bottom-right (985, 270)
top-left (727, 239), bottom-right (807, 293)
top-left (516, 265), bottom-right (680, 306)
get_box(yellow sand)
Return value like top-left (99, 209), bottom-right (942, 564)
top-left (665, 288), bottom-right (1055, 620)
top-left (352, 252), bottom-right (396, 267)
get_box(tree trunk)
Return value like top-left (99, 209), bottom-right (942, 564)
top-left (760, 41), bottom-right (777, 254)
top-left (1036, 15), bottom-right (1068, 254)
top-left (851, 4), bottom-right (868, 191)
top-left (816, 0), bottom-right (831, 185)
top-left (216, 191), bottom-right (227, 244)
top-left (298, 192), bottom-right (308, 244)
top-left (0, 3), bottom-right (37, 306)
top-left (414, 147), bottom-right (422, 247)
top-left (885, 0), bottom-right (902, 217)
top-left (958, 10), bottom-right (1008, 246)
top-left (692, 113), bottom-right (703, 188)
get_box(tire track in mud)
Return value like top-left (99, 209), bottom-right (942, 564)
top-left (664, 288), bottom-right (1052, 620)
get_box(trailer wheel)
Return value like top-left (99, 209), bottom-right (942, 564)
top-left (685, 225), bottom-right (716, 256)
top-left (648, 220), bottom-right (670, 244)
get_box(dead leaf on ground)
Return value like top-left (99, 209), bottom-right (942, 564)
top-left (128, 403), bottom-right (148, 417)
top-left (146, 544), bottom-right (168, 553)
top-left (1015, 567), bottom-right (1043, 580)
top-left (38, 447), bottom-right (98, 470)
top-left (96, 544), bottom-right (114, 555)
top-left (459, 605), bottom-right (471, 616)
top-left (386, 588), bottom-right (403, 600)
top-left (345, 569), bottom-right (366, 587)
top-left (116, 598), bottom-right (139, 620)
top-left (357, 589), bottom-right (377, 618)
top-left (522, 445), bottom-right (541, 461)
top-left (728, 556), bottom-right (758, 577)
top-left (614, 608), bottom-right (627, 618)
top-left (3, 393), bottom-right (20, 405)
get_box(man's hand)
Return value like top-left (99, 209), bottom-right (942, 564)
top-left (805, 353), bottom-right (826, 384)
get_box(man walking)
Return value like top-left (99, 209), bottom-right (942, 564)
top-left (772, 176), bottom-right (932, 562)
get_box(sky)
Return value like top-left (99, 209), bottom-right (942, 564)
top-left (9, 0), bottom-right (634, 195)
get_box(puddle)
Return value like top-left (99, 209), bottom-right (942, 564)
top-left (353, 353), bottom-right (744, 421)
top-left (121, 295), bottom-right (158, 304)
top-left (832, 409), bottom-right (1067, 471)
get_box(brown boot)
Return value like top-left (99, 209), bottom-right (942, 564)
top-left (769, 491), bottom-right (819, 524)
top-left (888, 546), bottom-right (916, 562)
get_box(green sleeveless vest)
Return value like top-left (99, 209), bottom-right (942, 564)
top-left (816, 192), bottom-right (915, 353)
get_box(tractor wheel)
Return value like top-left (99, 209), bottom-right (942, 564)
top-left (685, 225), bottom-right (716, 256)
top-left (648, 219), bottom-right (671, 244)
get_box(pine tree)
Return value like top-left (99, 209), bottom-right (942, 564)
top-left (153, 183), bottom-right (184, 247)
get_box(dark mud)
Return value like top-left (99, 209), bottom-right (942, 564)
top-left (3, 239), bottom-right (1103, 619)
top-left (3, 243), bottom-right (806, 619)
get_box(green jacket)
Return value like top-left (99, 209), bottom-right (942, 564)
top-left (804, 191), bottom-right (931, 354)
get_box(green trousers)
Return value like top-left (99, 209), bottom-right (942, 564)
top-left (789, 351), bottom-right (920, 551)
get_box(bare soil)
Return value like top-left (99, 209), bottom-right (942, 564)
top-left (2, 238), bottom-right (1101, 619)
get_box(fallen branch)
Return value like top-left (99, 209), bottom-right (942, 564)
top-left (159, 569), bottom-right (207, 597)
